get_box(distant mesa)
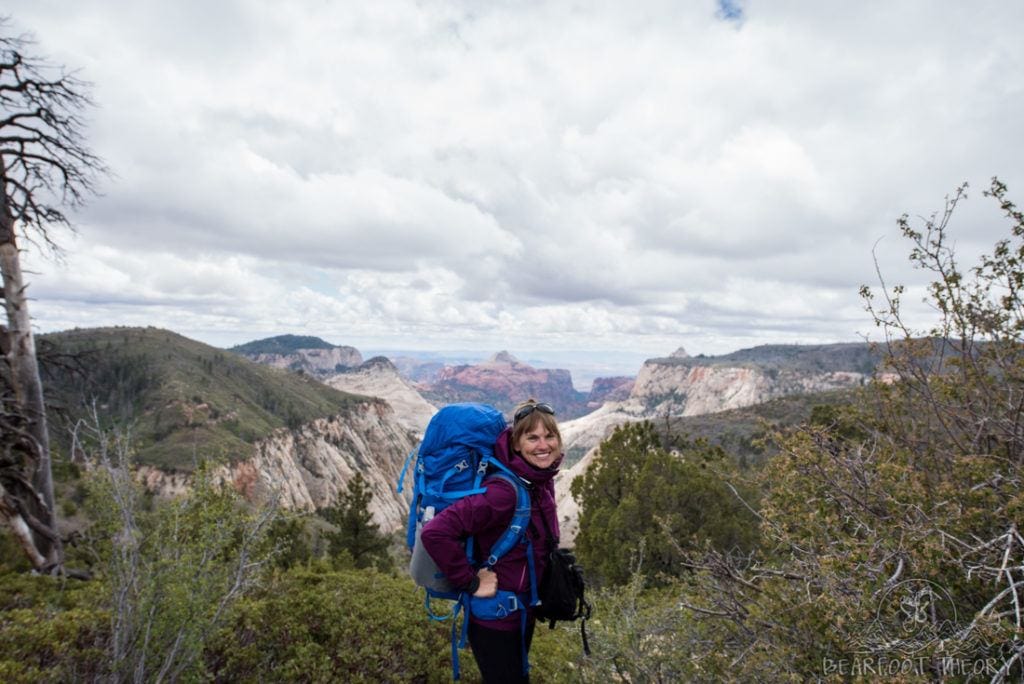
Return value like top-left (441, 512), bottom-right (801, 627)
top-left (230, 334), bottom-right (363, 378)
top-left (229, 334), bottom-right (337, 355)
top-left (420, 351), bottom-right (591, 419)
top-left (669, 346), bottom-right (689, 359)
top-left (487, 350), bottom-right (520, 365)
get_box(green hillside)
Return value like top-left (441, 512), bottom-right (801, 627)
top-left (665, 387), bottom-right (857, 467)
top-left (39, 327), bottom-right (369, 471)
top-left (229, 334), bottom-right (337, 355)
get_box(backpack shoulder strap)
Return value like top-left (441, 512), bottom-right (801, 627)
top-left (479, 459), bottom-right (532, 567)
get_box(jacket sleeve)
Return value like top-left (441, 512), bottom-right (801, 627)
top-left (420, 479), bottom-right (517, 591)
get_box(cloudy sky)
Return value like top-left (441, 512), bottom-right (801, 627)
top-left (6, 0), bottom-right (1024, 374)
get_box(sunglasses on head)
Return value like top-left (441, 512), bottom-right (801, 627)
top-left (513, 402), bottom-right (555, 425)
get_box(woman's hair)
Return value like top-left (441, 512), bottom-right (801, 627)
top-left (510, 398), bottom-right (562, 450)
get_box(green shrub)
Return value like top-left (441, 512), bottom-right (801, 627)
top-left (0, 573), bottom-right (108, 683)
top-left (0, 530), bottom-right (31, 573)
top-left (207, 565), bottom-right (473, 682)
top-left (569, 572), bottom-right (708, 683)
top-left (318, 473), bottom-right (391, 571)
top-left (207, 563), bottom-right (589, 683)
top-left (72, 423), bottom-right (279, 684)
top-left (573, 421), bottom-right (760, 587)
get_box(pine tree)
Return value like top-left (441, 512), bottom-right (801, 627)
top-left (572, 421), bottom-right (759, 586)
top-left (320, 473), bottom-right (390, 570)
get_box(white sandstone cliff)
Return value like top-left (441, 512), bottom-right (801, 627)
top-left (554, 353), bottom-right (872, 545)
top-left (246, 346), bottom-right (363, 376)
top-left (560, 360), bottom-right (868, 462)
top-left (138, 400), bottom-right (415, 533)
top-left (325, 357), bottom-right (436, 435)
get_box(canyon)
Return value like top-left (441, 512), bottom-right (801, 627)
top-left (44, 329), bottom-right (882, 542)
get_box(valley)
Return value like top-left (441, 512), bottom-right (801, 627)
top-left (39, 326), bottom-right (879, 537)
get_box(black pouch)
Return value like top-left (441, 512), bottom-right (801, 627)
top-left (536, 547), bottom-right (592, 655)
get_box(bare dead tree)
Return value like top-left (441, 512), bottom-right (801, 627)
top-left (0, 18), bottom-right (107, 572)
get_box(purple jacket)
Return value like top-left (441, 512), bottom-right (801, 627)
top-left (420, 427), bottom-right (561, 630)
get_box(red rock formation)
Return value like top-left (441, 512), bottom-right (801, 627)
top-left (423, 351), bottom-right (590, 418)
top-left (586, 376), bottom-right (635, 407)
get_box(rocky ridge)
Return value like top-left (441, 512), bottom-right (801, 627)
top-left (41, 328), bottom-right (417, 533)
top-left (562, 346), bottom-right (875, 459)
top-left (138, 400), bottom-right (415, 532)
top-left (325, 356), bottom-right (437, 434)
top-left (554, 343), bottom-right (881, 540)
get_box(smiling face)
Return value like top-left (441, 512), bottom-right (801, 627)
top-left (515, 420), bottom-right (561, 470)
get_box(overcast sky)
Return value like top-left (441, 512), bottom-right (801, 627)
top-left (6, 1), bottom-right (1024, 370)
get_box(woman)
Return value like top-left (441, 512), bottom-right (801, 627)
top-left (420, 399), bottom-right (563, 683)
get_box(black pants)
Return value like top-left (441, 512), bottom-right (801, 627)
top-left (468, 619), bottom-right (535, 684)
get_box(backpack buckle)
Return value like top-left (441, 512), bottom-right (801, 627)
top-left (454, 460), bottom-right (470, 472)
top-left (494, 594), bottom-right (520, 618)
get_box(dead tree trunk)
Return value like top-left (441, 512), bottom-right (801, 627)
top-left (0, 203), bottom-right (62, 569)
top-left (0, 22), bottom-right (107, 572)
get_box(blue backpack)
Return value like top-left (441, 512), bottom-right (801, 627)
top-left (397, 403), bottom-right (539, 680)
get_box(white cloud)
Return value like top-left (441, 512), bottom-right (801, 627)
top-left (6, 0), bottom-right (1024, 359)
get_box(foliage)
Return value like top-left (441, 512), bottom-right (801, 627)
top-left (565, 564), bottom-right (751, 683)
top-left (205, 562), bottom-right (588, 683)
top-left (0, 573), bottom-right (108, 683)
top-left (76, 419), bottom-right (278, 682)
top-left (262, 511), bottom-right (316, 570)
top-left (318, 472), bottom-right (391, 571)
top-left (0, 526), bottom-right (31, 573)
top-left (205, 564), bottom-right (469, 683)
top-left (572, 421), bottom-right (760, 587)
top-left (580, 565), bottom-right (690, 681)
top-left (0, 440), bottom-right (282, 684)
top-left (528, 621), bottom-right (588, 684)
top-left (653, 179), bottom-right (1024, 681)
top-left (0, 557), bottom-right (586, 684)
top-left (39, 326), bottom-right (366, 471)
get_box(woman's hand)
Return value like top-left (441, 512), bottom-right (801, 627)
top-left (472, 567), bottom-right (498, 598)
